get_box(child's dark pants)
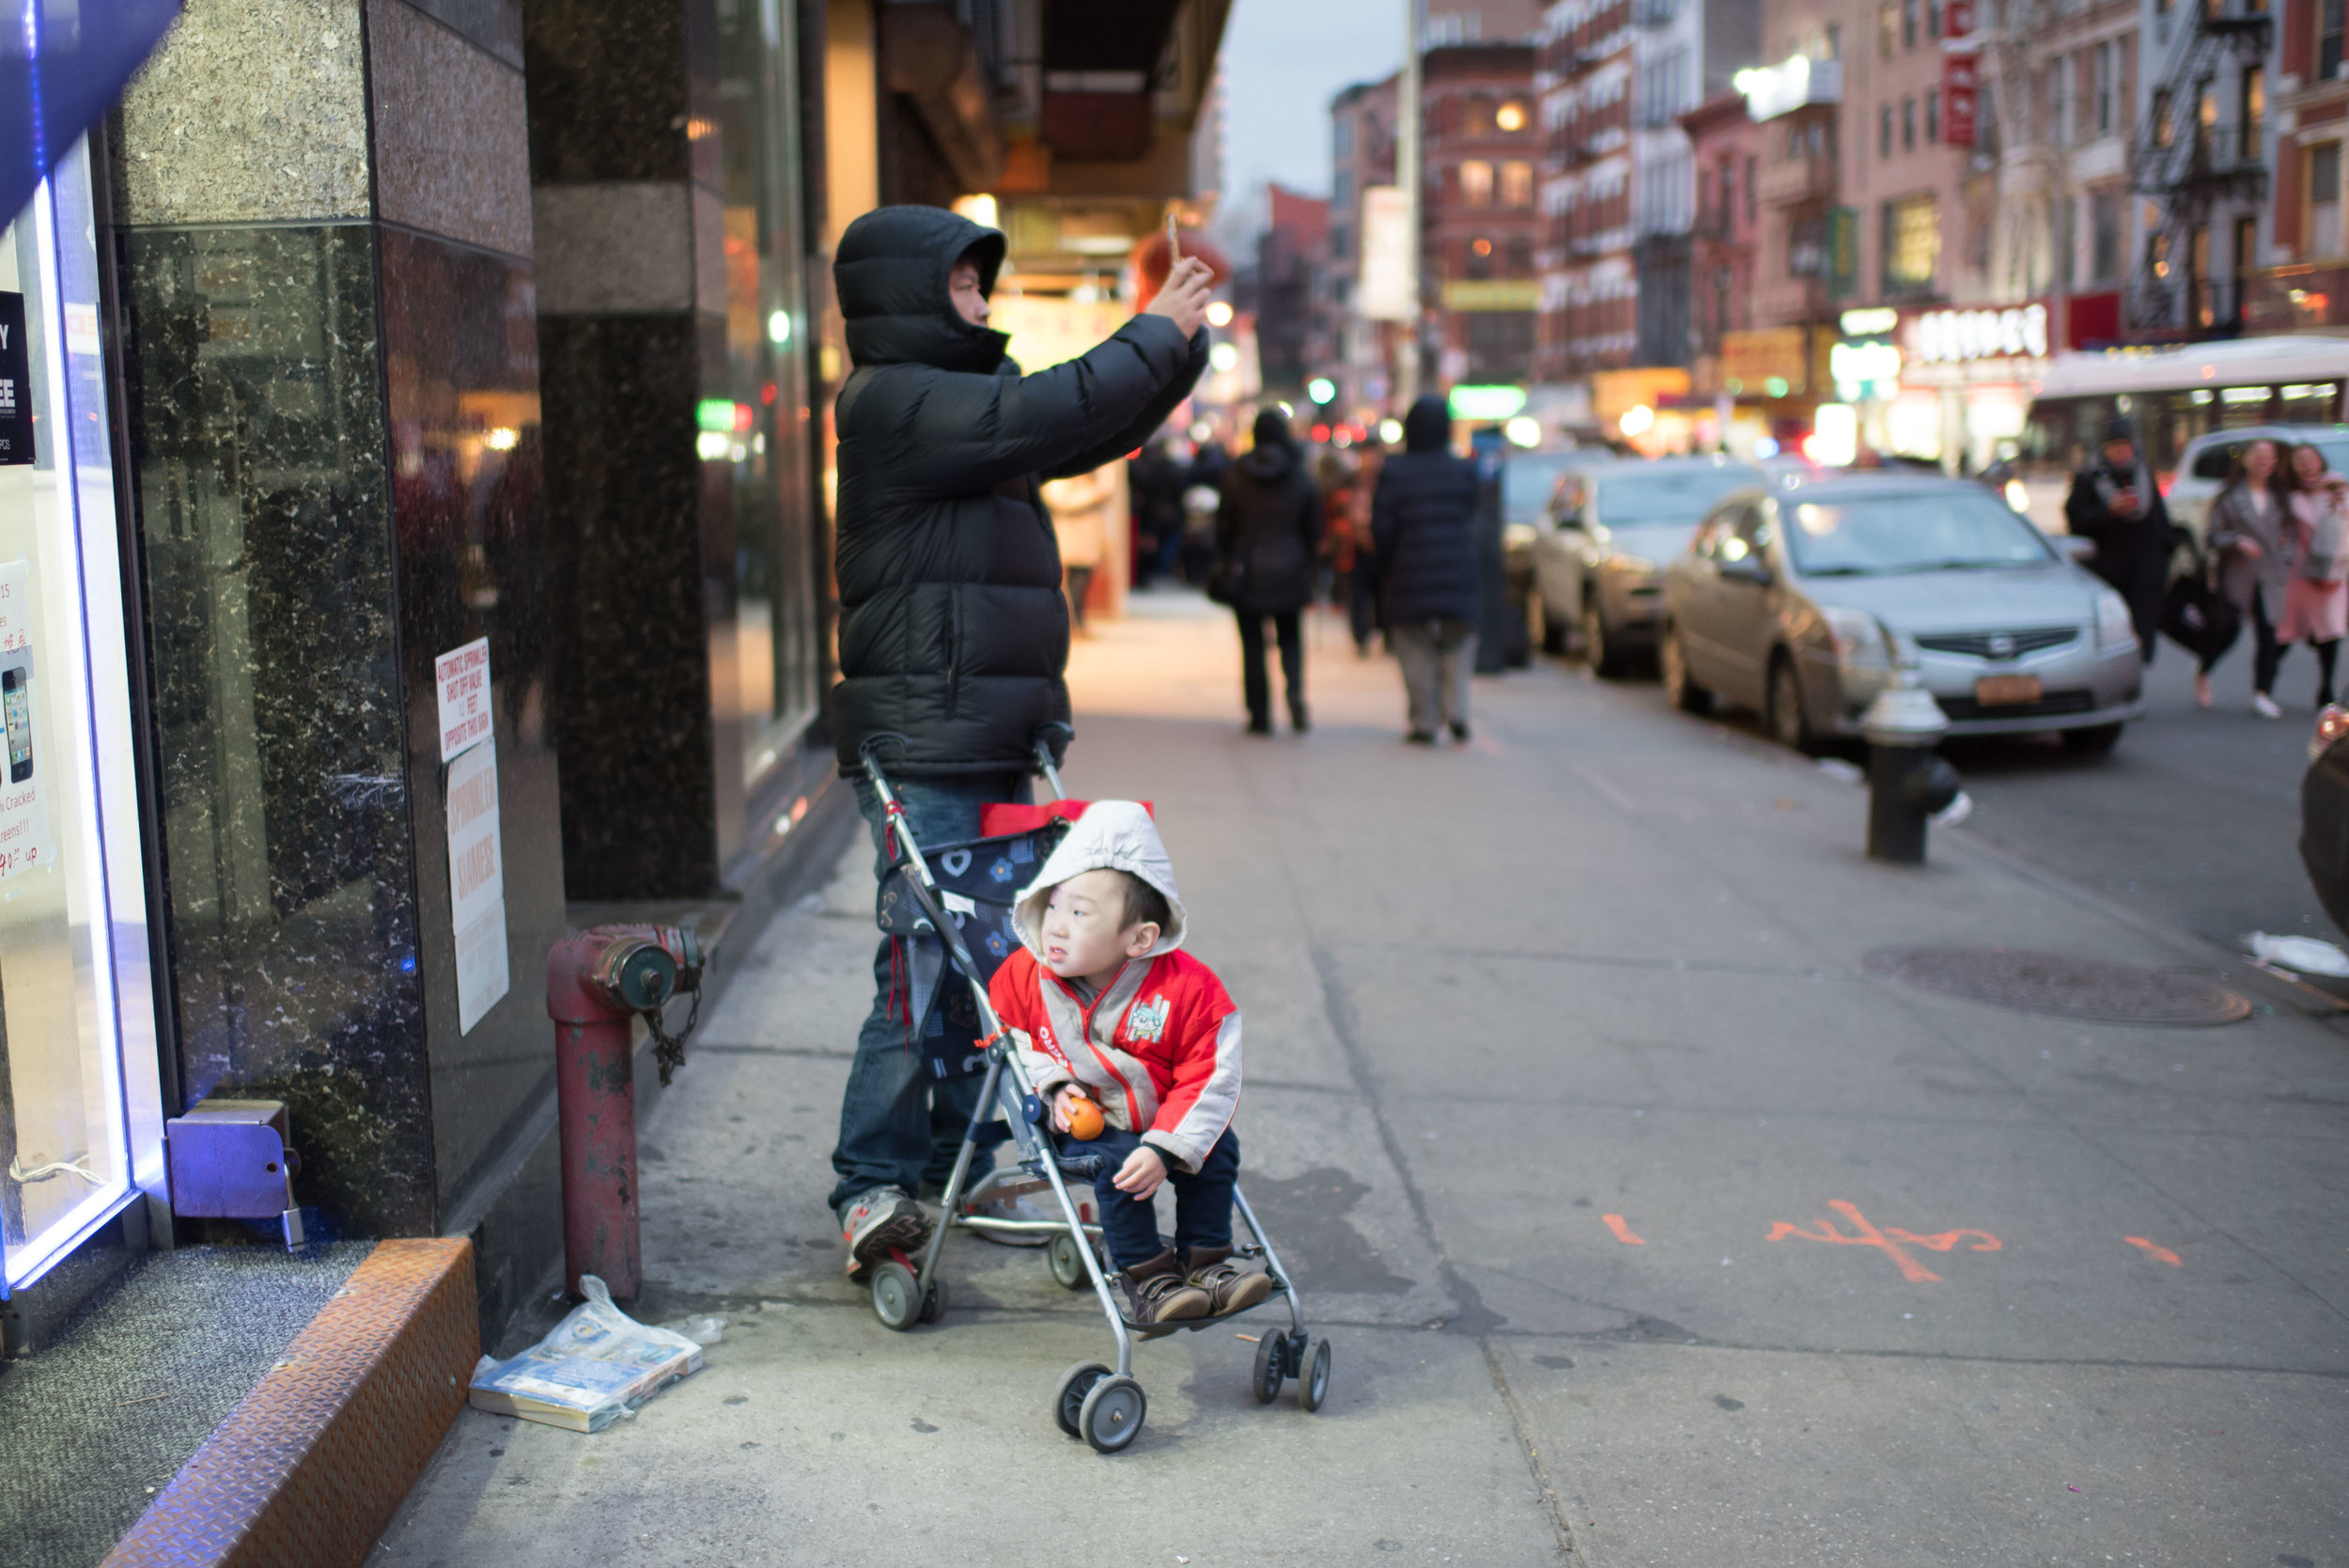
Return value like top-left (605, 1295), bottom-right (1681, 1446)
top-left (1058, 1124), bottom-right (1242, 1271)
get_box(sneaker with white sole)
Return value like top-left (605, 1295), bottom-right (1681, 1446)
top-left (838, 1186), bottom-right (930, 1277)
top-left (2254, 692), bottom-right (2283, 719)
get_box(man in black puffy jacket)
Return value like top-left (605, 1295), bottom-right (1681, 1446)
top-left (825, 205), bottom-right (1210, 1273)
top-left (1370, 395), bottom-right (1483, 743)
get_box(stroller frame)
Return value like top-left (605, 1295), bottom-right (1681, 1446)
top-left (857, 736), bottom-right (1330, 1452)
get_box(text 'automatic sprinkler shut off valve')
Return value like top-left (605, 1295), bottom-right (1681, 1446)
top-left (549, 924), bottom-right (706, 1299)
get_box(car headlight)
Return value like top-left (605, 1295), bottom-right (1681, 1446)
top-left (2093, 589), bottom-right (2136, 650)
top-left (2313, 704), bottom-right (2349, 763)
top-left (1822, 605), bottom-right (1887, 666)
top-left (2003, 478), bottom-right (2030, 513)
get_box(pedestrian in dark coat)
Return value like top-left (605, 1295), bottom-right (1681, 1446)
top-left (1370, 394), bottom-right (1483, 742)
top-left (1129, 440), bottom-right (1187, 588)
top-left (2063, 415), bottom-right (2175, 664)
top-left (1215, 409), bottom-right (1323, 733)
top-left (824, 203), bottom-right (1212, 1273)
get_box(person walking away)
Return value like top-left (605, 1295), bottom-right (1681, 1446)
top-left (1129, 440), bottom-right (1186, 589)
top-left (1370, 395), bottom-right (1482, 743)
top-left (1315, 449), bottom-right (1358, 616)
top-left (1348, 441), bottom-right (1387, 654)
top-left (1214, 409), bottom-right (1323, 734)
top-left (1179, 441), bottom-right (1229, 585)
top-left (1040, 464), bottom-right (1117, 630)
top-left (826, 204), bottom-right (1211, 1276)
top-left (2282, 442), bottom-right (2349, 709)
top-left (2202, 438), bottom-right (2289, 714)
top-left (2063, 416), bottom-right (2176, 664)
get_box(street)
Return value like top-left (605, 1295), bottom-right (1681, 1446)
top-left (382, 595), bottom-right (2349, 1567)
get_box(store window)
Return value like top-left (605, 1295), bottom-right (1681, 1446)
top-left (0, 141), bottom-right (161, 1293)
top-left (1881, 193), bottom-right (1941, 296)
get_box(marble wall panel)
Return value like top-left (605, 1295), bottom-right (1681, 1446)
top-left (537, 314), bottom-right (720, 898)
top-left (377, 227), bottom-right (565, 1203)
top-left (117, 0), bottom-right (371, 225)
top-left (533, 182), bottom-right (695, 314)
top-left (118, 224), bottom-right (435, 1236)
top-left (401, 0), bottom-right (524, 68)
top-left (368, 0), bottom-right (536, 259)
top-left (523, 0), bottom-right (693, 184)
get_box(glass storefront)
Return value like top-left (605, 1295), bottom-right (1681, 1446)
top-left (716, 0), bottom-right (823, 793)
top-left (0, 139), bottom-right (162, 1293)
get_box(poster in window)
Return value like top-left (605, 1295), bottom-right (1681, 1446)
top-left (0, 560), bottom-right (55, 882)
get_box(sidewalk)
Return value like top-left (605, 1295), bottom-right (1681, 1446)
top-left (381, 592), bottom-right (2349, 1567)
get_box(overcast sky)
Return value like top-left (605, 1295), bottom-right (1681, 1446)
top-left (1218, 0), bottom-right (1408, 206)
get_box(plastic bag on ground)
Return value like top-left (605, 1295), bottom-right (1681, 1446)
top-left (468, 1274), bottom-right (706, 1432)
top-left (2244, 931), bottom-right (2349, 977)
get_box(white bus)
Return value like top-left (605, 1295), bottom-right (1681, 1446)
top-left (2010, 335), bottom-right (2349, 533)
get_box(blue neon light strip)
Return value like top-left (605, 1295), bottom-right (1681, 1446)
top-left (0, 0), bottom-right (183, 227)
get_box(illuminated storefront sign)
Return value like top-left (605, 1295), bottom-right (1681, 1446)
top-left (1900, 303), bottom-right (2050, 384)
top-left (1734, 54), bottom-right (1843, 121)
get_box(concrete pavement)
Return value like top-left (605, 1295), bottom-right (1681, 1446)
top-left (381, 593), bottom-right (2349, 1567)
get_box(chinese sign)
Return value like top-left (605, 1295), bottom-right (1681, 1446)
top-left (1943, 0), bottom-right (1979, 147)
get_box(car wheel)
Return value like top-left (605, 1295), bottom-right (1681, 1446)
top-left (2061, 722), bottom-right (2123, 755)
top-left (1768, 654), bottom-right (1818, 754)
top-left (1659, 624), bottom-right (1711, 715)
top-left (1584, 596), bottom-right (1623, 677)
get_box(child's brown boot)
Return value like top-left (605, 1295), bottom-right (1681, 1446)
top-left (1185, 1244), bottom-right (1274, 1315)
top-left (1120, 1249), bottom-right (1211, 1324)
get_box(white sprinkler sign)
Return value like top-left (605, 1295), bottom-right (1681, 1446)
top-left (436, 637), bottom-right (506, 1032)
top-left (446, 736), bottom-right (509, 1032)
top-left (436, 637), bottom-right (493, 763)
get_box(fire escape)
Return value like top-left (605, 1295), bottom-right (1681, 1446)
top-left (2127, 0), bottom-right (2271, 334)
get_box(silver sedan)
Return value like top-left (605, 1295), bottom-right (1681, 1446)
top-left (1657, 475), bottom-right (2145, 753)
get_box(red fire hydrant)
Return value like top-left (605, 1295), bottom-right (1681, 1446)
top-left (547, 924), bottom-right (704, 1300)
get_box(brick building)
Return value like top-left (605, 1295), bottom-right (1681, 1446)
top-left (1424, 43), bottom-right (1545, 386)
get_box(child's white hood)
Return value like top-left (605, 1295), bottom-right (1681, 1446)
top-left (1010, 801), bottom-right (1189, 957)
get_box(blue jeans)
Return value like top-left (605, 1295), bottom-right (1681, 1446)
top-left (827, 770), bottom-right (1032, 1213)
top-left (1057, 1124), bottom-right (1241, 1270)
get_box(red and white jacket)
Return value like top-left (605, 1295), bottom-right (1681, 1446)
top-left (989, 801), bottom-right (1242, 1172)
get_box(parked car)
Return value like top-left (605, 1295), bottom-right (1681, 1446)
top-left (1522, 456), bottom-right (1765, 675)
top-left (2163, 425), bottom-right (2349, 541)
top-left (2304, 706), bottom-right (2349, 938)
top-left (1657, 474), bottom-right (2144, 753)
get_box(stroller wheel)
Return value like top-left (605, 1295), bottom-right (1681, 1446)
top-left (1251, 1331), bottom-right (1284, 1405)
top-left (870, 1261), bottom-right (920, 1331)
top-left (1298, 1337), bottom-right (1332, 1412)
top-left (1079, 1374), bottom-right (1147, 1453)
top-left (918, 1274), bottom-right (948, 1325)
top-left (1047, 1231), bottom-right (1092, 1290)
top-left (1053, 1360), bottom-right (1111, 1438)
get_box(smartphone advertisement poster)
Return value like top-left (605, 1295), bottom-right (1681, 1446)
top-left (0, 559), bottom-right (54, 883)
top-left (447, 735), bottom-right (509, 1033)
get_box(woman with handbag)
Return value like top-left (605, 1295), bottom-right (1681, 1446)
top-left (2201, 438), bottom-right (2286, 713)
top-left (2282, 442), bottom-right (2349, 710)
top-left (1212, 410), bottom-right (1323, 734)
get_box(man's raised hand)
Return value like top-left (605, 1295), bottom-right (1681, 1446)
top-left (1144, 256), bottom-right (1215, 336)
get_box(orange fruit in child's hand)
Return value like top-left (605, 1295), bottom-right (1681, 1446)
top-left (1065, 1093), bottom-right (1104, 1141)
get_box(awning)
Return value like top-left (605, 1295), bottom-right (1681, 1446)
top-left (1, 0), bottom-right (183, 224)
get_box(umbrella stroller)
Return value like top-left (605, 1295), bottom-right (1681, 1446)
top-left (858, 734), bottom-right (1330, 1452)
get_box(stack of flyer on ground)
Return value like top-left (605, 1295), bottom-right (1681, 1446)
top-left (468, 1274), bottom-right (705, 1432)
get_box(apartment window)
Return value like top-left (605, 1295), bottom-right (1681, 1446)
top-left (1882, 102), bottom-right (1895, 157)
top-left (1904, 96), bottom-right (1918, 148)
top-left (2326, 0), bottom-right (2346, 82)
top-left (1335, 119), bottom-right (1355, 159)
top-left (2232, 215), bottom-right (2255, 325)
top-left (2152, 86), bottom-right (2172, 147)
top-left (1501, 160), bottom-right (1534, 207)
top-left (2092, 189), bottom-right (2123, 279)
top-left (1335, 170), bottom-right (1355, 210)
top-left (2242, 66), bottom-right (2264, 150)
top-left (2049, 54), bottom-right (2070, 147)
top-left (1882, 192), bottom-right (1941, 295)
top-left (1745, 153), bottom-right (1758, 220)
top-left (2190, 223), bottom-right (2212, 327)
top-left (2314, 142), bottom-right (2343, 256)
top-left (1927, 88), bottom-right (1941, 142)
top-left (2093, 41), bottom-right (2115, 135)
top-left (2057, 194), bottom-right (2077, 285)
top-left (1507, 234), bottom-right (1533, 272)
top-left (1467, 236), bottom-right (1494, 279)
top-left (1462, 94), bottom-right (1495, 136)
top-left (1881, 0), bottom-right (1899, 55)
top-left (1826, 22), bottom-right (1843, 57)
top-left (1903, 0), bottom-right (1919, 45)
top-left (1929, 0), bottom-right (1944, 37)
top-left (1461, 160), bottom-right (1495, 207)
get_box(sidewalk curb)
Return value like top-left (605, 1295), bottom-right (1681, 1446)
top-left (101, 1239), bottom-right (477, 1568)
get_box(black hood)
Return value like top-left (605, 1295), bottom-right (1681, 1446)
top-left (1404, 394), bottom-right (1452, 452)
top-left (1237, 442), bottom-right (1297, 483)
top-left (835, 205), bottom-right (1011, 375)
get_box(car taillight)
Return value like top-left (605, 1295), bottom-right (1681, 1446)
top-left (2312, 704), bottom-right (2349, 762)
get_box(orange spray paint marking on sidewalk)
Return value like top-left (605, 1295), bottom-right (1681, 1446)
top-left (2124, 1235), bottom-right (2183, 1265)
top-left (1764, 1200), bottom-right (2001, 1282)
top-left (1601, 1214), bottom-right (1646, 1245)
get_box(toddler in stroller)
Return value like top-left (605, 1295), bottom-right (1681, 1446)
top-left (857, 738), bottom-right (1330, 1452)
